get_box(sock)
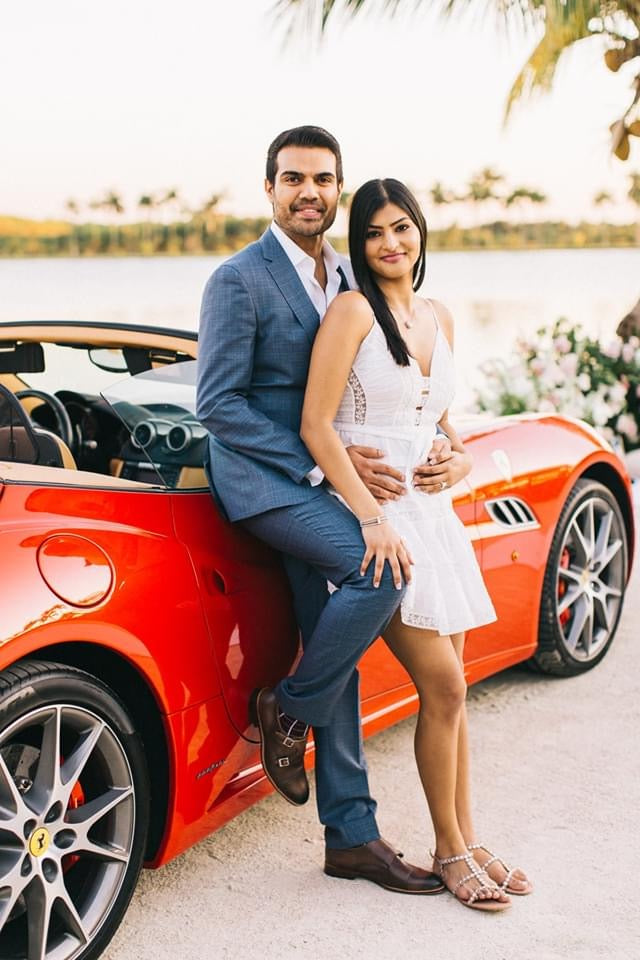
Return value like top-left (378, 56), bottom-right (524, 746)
top-left (277, 709), bottom-right (309, 740)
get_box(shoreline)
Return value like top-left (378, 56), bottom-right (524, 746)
top-left (0, 243), bottom-right (639, 261)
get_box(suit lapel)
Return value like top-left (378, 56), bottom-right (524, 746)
top-left (261, 230), bottom-right (320, 342)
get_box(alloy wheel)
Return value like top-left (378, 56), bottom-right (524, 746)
top-left (0, 703), bottom-right (135, 960)
top-left (555, 494), bottom-right (625, 663)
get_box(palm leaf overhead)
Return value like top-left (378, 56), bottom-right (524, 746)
top-left (504, 0), bottom-right (602, 119)
top-left (275, 0), bottom-right (640, 157)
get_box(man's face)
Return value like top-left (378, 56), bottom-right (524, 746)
top-left (265, 146), bottom-right (341, 241)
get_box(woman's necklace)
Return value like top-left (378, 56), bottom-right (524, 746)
top-left (400, 300), bottom-right (417, 330)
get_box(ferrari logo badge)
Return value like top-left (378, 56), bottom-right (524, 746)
top-left (28, 827), bottom-right (51, 857)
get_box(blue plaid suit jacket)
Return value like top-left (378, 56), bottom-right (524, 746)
top-left (196, 228), bottom-right (351, 521)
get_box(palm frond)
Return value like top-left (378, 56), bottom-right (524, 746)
top-left (504, 1), bottom-right (605, 118)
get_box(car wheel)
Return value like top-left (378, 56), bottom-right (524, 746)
top-left (533, 478), bottom-right (628, 676)
top-left (0, 660), bottom-right (149, 960)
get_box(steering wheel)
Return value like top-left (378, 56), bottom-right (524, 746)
top-left (15, 389), bottom-right (75, 454)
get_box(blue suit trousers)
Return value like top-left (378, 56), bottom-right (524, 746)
top-left (242, 489), bottom-right (405, 849)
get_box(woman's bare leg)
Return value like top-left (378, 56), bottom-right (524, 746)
top-left (450, 632), bottom-right (530, 892)
top-left (384, 613), bottom-right (506, 905)
top-left (450, 633), bottom-right (474, 839)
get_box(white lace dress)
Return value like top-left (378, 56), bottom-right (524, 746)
top-left (331, 305), bottom-right (496, 636)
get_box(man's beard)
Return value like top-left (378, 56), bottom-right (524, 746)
top-left (288, 206), bottom-right (337, 237)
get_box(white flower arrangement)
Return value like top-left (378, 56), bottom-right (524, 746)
top-left (475, 319), bottom-right (640, 451)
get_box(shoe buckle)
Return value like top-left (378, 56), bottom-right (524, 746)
top-left (282, 736), bottom-right (295, 748)
top-left (277, 757), bottom-right (290, 767)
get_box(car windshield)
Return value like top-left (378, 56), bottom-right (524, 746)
top-left (101, 360), bottom-right (208, 490)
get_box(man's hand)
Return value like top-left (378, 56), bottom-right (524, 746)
top-left (412, 450), bottom-right (473, 494)
top-left (346, 445), bottom-right (407, 503)
top-left (426, 434), bottom-right (453, 465)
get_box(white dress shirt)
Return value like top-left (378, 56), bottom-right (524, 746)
top-left (270, 221), bottom-right (353, 318)
top-left (270, 221), bottom-right (353, 485)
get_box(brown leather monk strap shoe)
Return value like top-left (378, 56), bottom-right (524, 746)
top-left (324, 839), bottom-right (445, 894)
top-left (252, 687), bottom-right (309, 806)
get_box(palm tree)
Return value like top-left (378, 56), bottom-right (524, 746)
top-left (465, 168), bottom-right (505, 225)
top-left (155, 188), bottom-right (182, 253)
top-left (428, 181), bottom-right (457, 228)
top-left (90, 191), bottom-right (124, 253)
top-left (593, 190), bottom-right (614, 244)
top-left (64, 198), bottom-right (82, 256)
top-left (504, 187), bottom-right (547, 220)
top-left (137, 194), bottom-right (157, 251)
top-left (594, 190), bottom-right (613, 208)
top-left (276, 1), bottom-right (640, 162)
top-left (197, 192), bottom-right (226, 250)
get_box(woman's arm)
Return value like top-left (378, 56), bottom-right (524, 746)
top-left (301, 291), bottom-right (382, 521)
top-left (301, 292), bottom-right (412, 588)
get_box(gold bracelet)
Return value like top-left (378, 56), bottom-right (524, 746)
top-left (359, 515), bottom-right (387, 528)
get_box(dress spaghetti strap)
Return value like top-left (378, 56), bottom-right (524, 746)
top-left (426, 298), bottom-right (439, 331)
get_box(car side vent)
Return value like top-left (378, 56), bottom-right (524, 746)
top-left (485, 497), bottom-right (539, 529)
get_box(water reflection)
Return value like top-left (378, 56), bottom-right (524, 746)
top-left (1, 249), bottom-right (638, 410)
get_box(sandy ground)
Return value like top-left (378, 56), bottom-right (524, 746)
top-left (104, 541), bottom-right (639, 960)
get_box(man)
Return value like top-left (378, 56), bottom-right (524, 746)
top-left (197, 125), bottom-right (464, 892)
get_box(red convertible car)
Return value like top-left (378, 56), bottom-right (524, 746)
top-left (0, 321), bottom-right (633, 960)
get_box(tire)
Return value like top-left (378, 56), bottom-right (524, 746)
top-left (533, 478), bottom-right (628, 676)
top-left (0, 660), bottom-right (149, 960)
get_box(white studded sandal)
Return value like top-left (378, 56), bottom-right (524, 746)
top-left (467, 842), bottom-right (533, 896)
top-left (431, 850), bottom-right (511, 912)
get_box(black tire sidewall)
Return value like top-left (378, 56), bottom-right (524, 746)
top-left (0, 661), bottom-right (150, 960)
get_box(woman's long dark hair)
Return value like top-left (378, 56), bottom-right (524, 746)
top-left (348, 178), bottom-right (427, 366)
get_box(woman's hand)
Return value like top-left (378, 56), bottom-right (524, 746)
top-left (412, 450), bottom-right (473, 494)
top-left (360, 521), bottom-right (414, 589)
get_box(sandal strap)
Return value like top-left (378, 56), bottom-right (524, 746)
top-left (468, 842), bottom-right (510, 872)
top-left (467, 884), bottom-right (494, 906)
top-left (453, 871), bottom-right (484, 892)
top-left (433, 851), bottom-right (472, 868)
top-left (500, 867), bottom-right (516, 892)
top-left (432, 850), bottom-right (503, 904)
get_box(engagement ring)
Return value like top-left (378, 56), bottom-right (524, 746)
top-left (440, 480), bottom-right (447, 490)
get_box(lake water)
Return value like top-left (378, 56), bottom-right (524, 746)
top-left (1, 249), bottom-right (638, 409)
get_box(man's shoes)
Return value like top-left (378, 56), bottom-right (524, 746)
top-left (252, 687), bottom-right (309, 806)
top-left (324, 839), bottom-right (445, 894)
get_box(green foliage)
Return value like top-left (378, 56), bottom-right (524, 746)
top-left (0, 215), bottom-right (271, 258)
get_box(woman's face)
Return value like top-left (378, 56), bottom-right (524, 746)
top-left (364, 202), bottom-right (421, 281)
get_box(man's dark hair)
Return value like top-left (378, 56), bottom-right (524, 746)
top-left (265, 125), bottom-right (343, 184)
top-left (349, 178), bottom-right (428, 368)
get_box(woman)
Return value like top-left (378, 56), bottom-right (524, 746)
top-left (301, 179), bottom-right (532, 911)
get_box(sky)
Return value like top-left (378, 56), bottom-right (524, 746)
top-left (1, 0), bottom-right (638, 225)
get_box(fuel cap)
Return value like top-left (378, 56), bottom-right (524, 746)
top-left (37, 535), bottom-right (114, 607)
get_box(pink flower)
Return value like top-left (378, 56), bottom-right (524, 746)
top-left (558, 353), bottom-right (578, 377)
top-left (622, 342), bottom-right (635, 364)
top-left (616, 413), bottom-right (639, 442)
top-left (530, 357), bottom-right (546, 376)
top-left (603, 341), bottom-right (622, 360)
top-left (553, 334), bottom-right (571, 354)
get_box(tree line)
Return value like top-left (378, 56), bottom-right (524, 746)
top-left (1, 171), bottom-right (638, 257)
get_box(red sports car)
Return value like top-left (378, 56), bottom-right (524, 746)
top-left (0, 321), bottom-right (633, 960)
